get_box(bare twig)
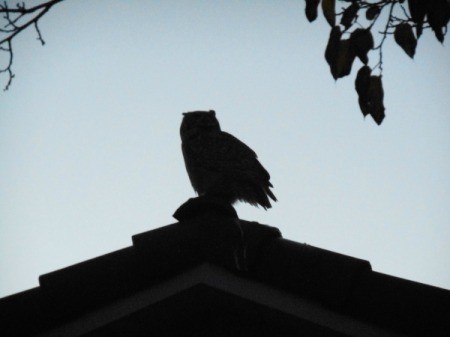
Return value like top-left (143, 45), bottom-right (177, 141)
top-left (373, 1), bottom-right (396, 73)
top-left (0, 40), bottom-right (14, 90)
top-left (0, 0), bottom-right (62, 14)
top-left (34, 21), bottom-right (45, 45)
top-left (0, 0), bottom-right (64, 90)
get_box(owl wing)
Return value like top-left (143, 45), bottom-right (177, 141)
top-left (197, 131), bottom-right (272, 183)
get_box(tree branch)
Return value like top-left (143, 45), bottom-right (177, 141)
top-left (373, 1), bottom-right (396, 73)
top-left (0, 0), bottom-right (64, 90)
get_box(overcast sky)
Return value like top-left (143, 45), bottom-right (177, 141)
top-left (1, 0), bottom-right (449, 298)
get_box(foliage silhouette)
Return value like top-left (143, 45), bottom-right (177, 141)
top-left (305, 0), bottom-right (450, 125)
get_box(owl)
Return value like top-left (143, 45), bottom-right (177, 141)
top-left (180, 110), bottom-right (277, 209)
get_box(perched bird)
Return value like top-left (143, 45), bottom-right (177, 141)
top-left (180, 110), bottom-right (277, 209)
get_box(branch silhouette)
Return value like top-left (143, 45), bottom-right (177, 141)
top-left (0, 0), bottom-right (64, 90)
top-left (305, 0), bottom-right (449, 125)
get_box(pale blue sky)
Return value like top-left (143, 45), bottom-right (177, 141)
top-left (1, 0), bottom-right (449, 298)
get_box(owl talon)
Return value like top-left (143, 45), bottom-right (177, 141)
top-left (173, 196), bottom-right (238, 222)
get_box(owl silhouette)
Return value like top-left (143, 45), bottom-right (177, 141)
top-left (180, 110), bottom-right (277, 209)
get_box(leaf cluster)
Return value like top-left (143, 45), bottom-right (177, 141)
top-left (305, 0), bottom-right (450, 125)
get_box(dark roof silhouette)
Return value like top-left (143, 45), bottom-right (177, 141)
top-left (1, 202), bottom-right (449, 336)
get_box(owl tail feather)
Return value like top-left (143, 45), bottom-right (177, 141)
top-left (254, 185), bottom-right (277, 210)
top-left (266, 186), bottom-right (277, 203)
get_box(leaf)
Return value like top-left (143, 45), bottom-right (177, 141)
top-left (426, 0), bottom-right (449, 43)
top-left (325, 26), bottom-right (342, 79)
top-left (305, 0), bottom-right (321, 22)
top-left (355, 69), bottom-right (385, 123)
top-left (355, 66), bottom-right (371, 116)
top-left (325, 26), bottom-right (356, 80)
top-left (350, 29), bottom-right (374, 65)
top-left (394, 23), bottom-right (417, 58)
top-left (340, 3), bottom-right (359, 29)
top-left (335, 39), bottom-right (356, 79)
top-left (365, 6), bottom-right (380, 20)
top-left (322, 0), bottom-right (336, 27)
top-left (355, 65), bottom-right (371, 97)
top-left (367, 76), bottom-right (385, 125)
top-left (408, 0), bottom-right (426, 38)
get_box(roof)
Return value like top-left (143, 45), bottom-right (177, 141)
top-left (1, 198), bottom-right (449, 336)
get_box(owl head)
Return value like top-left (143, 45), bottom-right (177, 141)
top-left (180, 110), bottom-right (221, 142)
